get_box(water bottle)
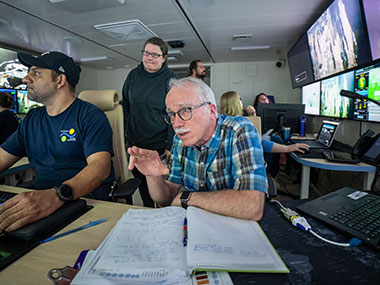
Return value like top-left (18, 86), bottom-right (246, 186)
top-left (299, 116), bottom-right (306, 137)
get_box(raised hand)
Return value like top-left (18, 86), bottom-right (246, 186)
top-left (128, 146), bottom-right (169, 176)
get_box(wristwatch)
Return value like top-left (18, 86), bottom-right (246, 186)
top-left (180, 191), bottom-right (192, 209)
top-left (55, 184), bottom-right (74, 202)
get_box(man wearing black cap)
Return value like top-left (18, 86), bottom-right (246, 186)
top-left (0, 51), bottom-right (115, 232)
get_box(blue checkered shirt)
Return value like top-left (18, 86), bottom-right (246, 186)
top-left (167, 114), bottom-right (267, 193)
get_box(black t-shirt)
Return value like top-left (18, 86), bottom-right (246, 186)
top-left (0, 110), bottom-right (19, 145)
top-left (1, 99), bottom-right (115, 189)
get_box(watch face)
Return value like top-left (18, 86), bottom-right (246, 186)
top-left (58, 184), bottom-right (73, 201)
top-left (180, 191), bottom-right (191, 200)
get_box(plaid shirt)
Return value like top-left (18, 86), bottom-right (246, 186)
top-left (167, 114), bottom-right (267, 193)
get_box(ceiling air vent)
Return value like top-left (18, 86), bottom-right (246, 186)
top-left (94, 20), bottom-right (156, 42)
top-left (49, 0), bottom-right (125, 13)
top-left (168, 40), bottom-right (185, 48)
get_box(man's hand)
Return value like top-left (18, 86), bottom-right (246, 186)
top-left (0, 189), bottom-right (63, 232)
top-left (287, 143), bottom-right (310, 153)
top-left (128, 146), bottom-right (169, 176)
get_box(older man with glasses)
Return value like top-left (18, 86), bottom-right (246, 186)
top-left (128, 77), bottom-right (267, 221)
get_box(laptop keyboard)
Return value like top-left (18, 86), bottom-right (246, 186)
top-left (329, 196), bottom-right (380, 239)
top-left (0, 191), bottom-right (16, 204)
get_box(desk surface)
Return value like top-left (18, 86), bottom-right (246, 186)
top-left (291, 153), bottom-right (376, 172)
top-left (0, 185), bottom-right (143, 285)
top-left (1, 186), bottom-right (379, 284)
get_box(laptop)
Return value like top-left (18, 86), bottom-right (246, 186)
top-left (291, 120), bottom-right (339, 149)
top-left (297, 187), bottom-right (380, 249)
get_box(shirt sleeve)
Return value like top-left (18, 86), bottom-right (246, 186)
top-left (261, 138), bottom-right (274, 153)
top-left (166, 136), bottom-right (183, 185)
top-left (81, 109), bottom-right (114, 158)
top-left (232, 121), bottom-right (267, 193)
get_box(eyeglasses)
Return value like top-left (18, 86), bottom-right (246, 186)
top-left (164, 102), bottom-right (210, 124)
top-left (141, 50), bottom-right (163, 59)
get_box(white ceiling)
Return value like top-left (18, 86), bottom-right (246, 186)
top-left (0, 0), bottom-right (333, 70)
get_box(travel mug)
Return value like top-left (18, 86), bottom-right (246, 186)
top-left (282, 127), bottom-right (290, 141)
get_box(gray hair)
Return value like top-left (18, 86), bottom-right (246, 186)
top-left (168, 77), bottom-right (218, 115)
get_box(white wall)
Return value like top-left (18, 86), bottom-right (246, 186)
top-left (75, 66), bottom-right (132, 99)
top-left (210, 61), bottom-right (301, 108)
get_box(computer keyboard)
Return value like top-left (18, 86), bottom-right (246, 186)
top-left (329, 196), bottom-right (380, 239)
top-left (322, 150), bottom-right (360, 164)
top-left (0, 191), bottom-right (16, 204)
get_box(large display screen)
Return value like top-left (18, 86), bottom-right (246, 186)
top-left (307, 0), bottom-right (370, 80)
top-left (287, 34), bottom-right (315, 88)
top-left (320, 70), bottom-right (354, 118)
top-left (0, 47), bottom-right (27, 89)
top-left (0, 88), bottom-right (17, 113)
top-left (302, 81), bottom-right (320, 115)
top-left (17, 89), bottom-right (43, 114)
top-left (362, 0), bottom-right (380, 61)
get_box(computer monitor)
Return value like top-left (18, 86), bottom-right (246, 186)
top-left (0, 46), bottom-right (28, 89)
top-left (362, 0), bottom-right (380, 61)
top-left (353, 65), bottom-right (371, 120)
top-left (287, 33), bottom-right (315, 88)
top-left (0, 88), bottom-right (17, 114)
top-left (302, 81), bottom-right (321, 115)
top-left (17, 89), bottom-right (43, 114)
top-left (320, 70), bottom-right (354, 118)
top-left (256, 103), bottom-right (305, 134)
top-left (307, 0), bottom-right (370, 80)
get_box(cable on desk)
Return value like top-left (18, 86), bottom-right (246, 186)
top-left (269, 199), bottom-right (362, 248)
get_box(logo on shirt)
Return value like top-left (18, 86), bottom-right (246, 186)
top-left (60, 128), bottom-right (76, 142)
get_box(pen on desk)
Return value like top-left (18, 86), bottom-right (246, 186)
top-left (41, 218), bottom-right (107, 244)
top-left (183, 217), bottom-right (188, 247)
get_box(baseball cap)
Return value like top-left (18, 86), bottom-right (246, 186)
top-left (17, 51), bottom-right (81, 88)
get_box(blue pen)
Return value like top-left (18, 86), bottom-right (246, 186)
top-left (183, 217), bottom-right (188, 247)
top-left (41, 218), bottom-right (107, 243)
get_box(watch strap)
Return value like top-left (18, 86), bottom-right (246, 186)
top-left (180, 191), bottom-right (192, 209)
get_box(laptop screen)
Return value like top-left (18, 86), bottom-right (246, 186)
top-left (316, 121), bottom-right (339, 147)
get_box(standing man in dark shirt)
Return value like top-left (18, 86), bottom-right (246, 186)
top-left (122, 37), bottom-right (178, 207)
top-left (0, 92), bottom-right (19, 145)
top-left (0, 51), bottom-right (115, 232)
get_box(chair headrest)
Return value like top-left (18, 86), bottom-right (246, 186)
top-left (78, 90), bottom-right (119, 111)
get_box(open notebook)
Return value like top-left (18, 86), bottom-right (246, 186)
top-left (72, 207), bottom-right (288, 284)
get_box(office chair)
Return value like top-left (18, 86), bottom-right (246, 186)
top-left (246, 116), bottom-right (277, 198)
top-left (78, 90), bottom-right (140, 204)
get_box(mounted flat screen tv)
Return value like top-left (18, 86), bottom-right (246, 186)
top-left (320, 70), bottom-right (354, 118)
top-left (362, 0), bottom-right (380, 61)
top-left (307, 0), bottom-right (370, 80)
top-left (302, 81), bottom-right (321, 115)
top-left (0, 46), bottom-right (27, 89)
top-left (287, 33), bottom-right (315, 88)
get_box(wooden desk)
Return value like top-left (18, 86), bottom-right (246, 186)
top-left (290, 153), bottom-right (376, 199)
top-left (0, 185), bottom-right (144, 285)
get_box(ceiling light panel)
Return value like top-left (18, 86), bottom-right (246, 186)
top-left (48, 0), bottom-right (126, 13)
top-left (94, 20), bottom-right (156, 42)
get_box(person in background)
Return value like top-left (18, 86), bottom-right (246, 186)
top-left (0, 51), bottom-right (115, 232)
top-left (219, 91), bottom-right (309, 178)
top-left (0, 92), bottom-right (19, 145)
top-left (188, 60), bottom-right (206, 80)
top-left (122, 37), bottom-right (178, 207)
top-left (128, 77), bottom-right (267, 221)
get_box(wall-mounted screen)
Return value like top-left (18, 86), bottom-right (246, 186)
top-left (17, 89), bottom-right (43, 114)
top-left (307, 0), bottom-right (370, 80)
top-left (362, 0), bottom-right (380, 61)
top-left (0, 88), bottom-right (17, 113)
top-left (320, 70), bottom-right (354, 118)
top-left (302, 81), bottom-right (320, 115)
top-left (0, 47), bottom-right (27, 89)
top-left (287, 33), bottom-right (315, 88)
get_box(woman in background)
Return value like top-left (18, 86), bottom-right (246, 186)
top-left (122, 37), bottom-right (178, 207)
top-left (219, 91), bottom-right (308, 178)
top-left (0, 92), bottom-right (19, 145)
